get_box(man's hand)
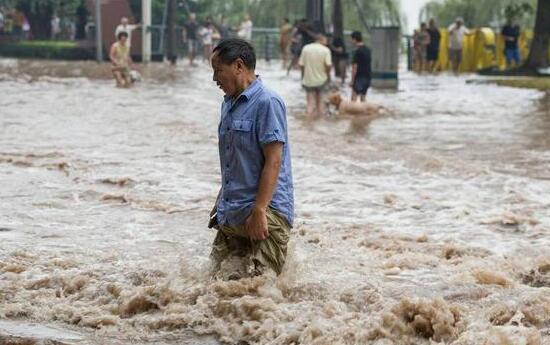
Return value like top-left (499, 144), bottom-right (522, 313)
top-left (245, 206), bottom-right (269, 240)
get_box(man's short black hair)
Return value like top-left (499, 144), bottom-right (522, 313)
top-left (117, 31), bottom-right (129, 40)
top-left (351, 31), bottom-right (362, 42)
top-left (212, 38), bottom-right (256, 70)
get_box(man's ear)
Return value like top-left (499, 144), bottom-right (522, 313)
top-left (234, 58), bottom-right (246, 74)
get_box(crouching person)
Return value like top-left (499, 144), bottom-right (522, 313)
top-left (110, 32), bottom-right (133, 88)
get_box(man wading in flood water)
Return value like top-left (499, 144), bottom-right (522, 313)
top-left (209, 38), bottom-right (294, 280)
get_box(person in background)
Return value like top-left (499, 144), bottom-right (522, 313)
top-left (183, 12), bottom-right (199, 66)
top-left (115, 17), bottom-right (140, 48)
top-left (426, 18), bottom-right (441, 72)
top-left (0, 9), bottom-right (4, 35)
top-left (350, 31), bottom-right (371, 102)
top-left (110, 31), bottom-right (133, 88)
top-left (287, 20), bottom-right (303, 74)
top-left (51, 14), bottom-right (61, 39)
top-left (22, 17), bottom-right (30, 39)
top-left (13, 9), bottom-right (24, 38)
top-left (501, 17), bottom-right (521, 69)
top-left (216, 14), bottom-right (230, 40)
top-left (330, 35), bottom-right (348, 85)
top-left (237, 13), bottom-right (253, 41)
top-left (415, 23), bottom-right (430, 72)
top-left (200, 19), bottom-right (215, 63)
top-left (299, 34), bottom-right (332, 120)
top-left (4, 10), bottom-right (13, 36)
top-left (279, 18), bottom-right (292, 69)
top-left (298, 19), bottom-right (315, 46)
top-left (448, 17), bottom-right (469, 75)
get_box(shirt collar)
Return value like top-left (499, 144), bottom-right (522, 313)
top-left (224, 76), bottom-right (262, 104)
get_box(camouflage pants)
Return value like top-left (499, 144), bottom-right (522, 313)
top-left (210, 208), bottom-right (291, 275)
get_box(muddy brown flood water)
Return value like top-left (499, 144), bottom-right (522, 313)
top-left (0, 58), bottom-right (549, 345)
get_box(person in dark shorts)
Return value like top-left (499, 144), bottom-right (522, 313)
top-left (427, 19), bottom-right (441, 72)
top-left (330, 35), bottom-right (348, 85)
top-left (501, 18), bottom-right (521, 68)
top-left (350, 31), bottom-right (371, 102)
top-left (183, 12), bottom-right (199, 66)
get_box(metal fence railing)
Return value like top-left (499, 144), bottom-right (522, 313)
top-left (85, 25), bottom-right (362, 62)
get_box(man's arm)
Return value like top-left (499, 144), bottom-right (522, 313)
top-left (351, 63), bottom-right (357, 85)
top-left (245, 142), bottom-right (283, 240)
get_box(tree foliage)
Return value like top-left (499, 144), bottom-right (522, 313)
top-left (128, 0), bottom-right (399, 30)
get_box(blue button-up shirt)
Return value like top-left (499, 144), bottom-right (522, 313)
top-left (216, 78), bottom-right (294, 227)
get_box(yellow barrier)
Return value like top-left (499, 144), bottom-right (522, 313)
top-left (431, 28), bottom-right (546, 73)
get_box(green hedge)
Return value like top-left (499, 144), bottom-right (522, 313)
top-left (0, 40), bottom-right (95, 60)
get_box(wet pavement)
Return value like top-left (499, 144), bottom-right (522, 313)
top-left (0, 58), bottom-right (549, 344)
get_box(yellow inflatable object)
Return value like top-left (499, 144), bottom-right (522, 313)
top-left (429, 28), bottom-right (547, 73)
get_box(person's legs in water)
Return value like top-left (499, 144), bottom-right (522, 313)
top-left (112, 68), bottom-right (126, 87)
top-left (204, 44), bottom-right (212, 63)
top-left (210, 208), bottom-right (291, 279)
top-left (306, 90), bottom-right (316, 120)
top-left (339, 59), bottom-right (347, 85)
top-left (315, 90), bottom-right (325, 118)
top-left (450, 49), bottom-right (462, 75)
top-left (188, 40), bottom-right (196, 66)
top-left (351, 90), bottom-right (358, 102)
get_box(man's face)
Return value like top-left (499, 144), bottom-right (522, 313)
top-left (212, 53), bottom-right (240, 97)
top-left (121, 17), bottom-right (128, 25)
top-left (190, 13), bottom-right (196, 21)
top-left (456, 20), bottom-right (462, 28)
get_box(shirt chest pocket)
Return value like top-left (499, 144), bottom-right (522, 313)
top-left (231, 119), bottom-right (253, 147)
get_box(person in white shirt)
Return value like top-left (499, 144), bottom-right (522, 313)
top-left (299, 34), bottom-right (332, 120)
top-left (51, 15), bottom-right (60, 39)
top-left (448, 17), bottom-right (470, 74)
top-left (115, 17), bottom-right (140, 47)
top-left (199, 20), bottom-right (214, 62)
top-left (237, 14), bottom-right (253, 41)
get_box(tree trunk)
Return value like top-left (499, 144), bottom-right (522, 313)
top-left (524, 0), bottom-right (550, 70)
top-left (332, 0), bottom-right (343, 39)
top-left (332, 0), bottom-right (344, 77)
top-left (306, 0), bottom-right (324, 33)
top-left (166, 0), bottom-right (177, 64)
top-left (18, 1), bottom-right (53, 40)
top-left (75, 1), bottom-right (89, 40)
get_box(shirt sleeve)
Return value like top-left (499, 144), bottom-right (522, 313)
top-left (257, 97), bottom-right (287, 147)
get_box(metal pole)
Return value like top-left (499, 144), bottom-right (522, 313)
top-left (95, 0), bottom-right (103, 62)
top-left (166, 0), bottom-right (177, 64)
top-left (160, 0), bottom-right (169, 56)
top-left (142, 0), bottom-right (152, 63)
